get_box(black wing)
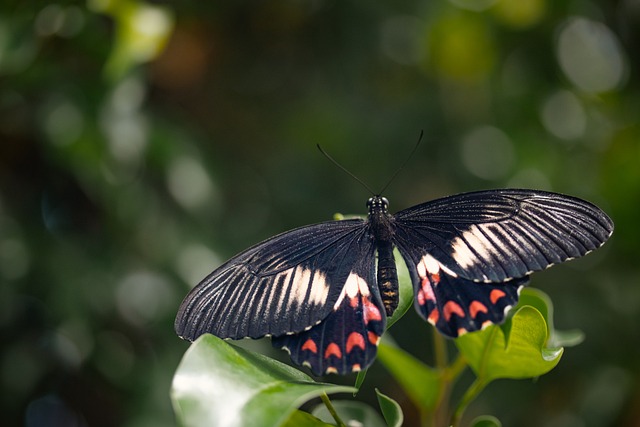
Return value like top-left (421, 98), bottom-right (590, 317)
top-left (393, 189), bottom-right (613, 283)
top-left (175, 219), bottom-right (377, 341)
top-left (272, 247), bottom-right (385, 375)
top-left (392, 189), bottom-right (613, 337)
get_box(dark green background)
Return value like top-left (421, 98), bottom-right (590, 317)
top-left (1, 1), bottom-right (638, 426)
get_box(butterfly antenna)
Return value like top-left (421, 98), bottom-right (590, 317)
top-left (377, 130), bottom-right (423, 195)
top-left (316, 144), bottom-right (376, 195)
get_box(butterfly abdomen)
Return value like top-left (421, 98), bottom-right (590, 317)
top-left (377, 241), bottom-right (399, 316)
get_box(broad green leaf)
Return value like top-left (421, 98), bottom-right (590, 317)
top-left (377, 340), bottom-right (442, 411)
top-left (386, 249), bottom-right (414, 330)
top-left (312, 400), bottom-right (387, 427)
top-left (171, 334), bottom-right (355, 427)
top-left (281, 410), bottom-right (334, 427)
top-left (470, 415), bottom-right (502, 427)
top-left (376, 389), bottom-right (404, 427)
top-left (354, 368), bottom-right (367, 392)
top-left (455, 306), bottom-right (563, 382)
top-left (519, 288), bottom-right (584, 348)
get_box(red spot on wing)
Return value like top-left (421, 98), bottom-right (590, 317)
top-left (428, 308), bottom-right (439, 324)
top-left (367, 331), bottom-right (380, 345)
top-left (363, 296), bottom-right (382, 323)
top-left (443, 301), bottom-right (465, 321)
top-left (421, 278), bottom-right (435, 301)
top-left (490, 289), bottom-right (506, 304)
top-left (431, 273), bottom-right (440, 284)
top-left (301, 339), bottom-right (318, 354)
top-left (469, 301), bottom-right (488, 318)
top-left (349, 296), bottom-right (359, 308)
top-left (324, 342), bottom-right (342, 359)
top-left (346, 332), bottom-right (366, 353)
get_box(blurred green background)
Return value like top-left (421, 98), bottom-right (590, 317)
top-left (1, 0), bottom-right (639, 426)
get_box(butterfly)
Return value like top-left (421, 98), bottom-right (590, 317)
top-left (175, 189), bottom-right (613, 376)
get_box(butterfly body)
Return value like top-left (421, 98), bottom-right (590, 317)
top-left (366, 196), bottom-right (400, 316)
top-left (175, 189), bottom-right (613, 375)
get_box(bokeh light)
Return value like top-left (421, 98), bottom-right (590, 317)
top-left (556, 17), bottom-right (628, 93)
top-left (461, 126), bottom-right (515, 180)
top-left (540, 90), bottom-right (587, 142)
top-left (492, 0), bottom-right (546, 28)
top-left (1, 1), bottom-right (637, 426)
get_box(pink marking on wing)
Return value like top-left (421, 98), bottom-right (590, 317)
top-left (368, 331), bottom-right (380, 345)
top-left (490, 289), bottom-right (506, 304)
top-left (428, 308), bottom-right (439, 324)
top-left (421, 277), bottom-right (436, 301)
top-left (346, 332), bottom-right (366, 353)
top-left (324, 342), bottom-right (342, 359)
top-left (417, 289), bottom-right (425, 306)
top-left (431, 272), bottom-right (440, 284)
top-left (301, 339), bottom-right (318, 353)
top-left (363, 296), bottom-right (382, 323)
top-left (443, 301), bottom-right (465, 321)
top-left (469, 301), bottom-right (488, 318)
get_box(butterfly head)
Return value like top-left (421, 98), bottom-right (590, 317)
top-left (367, 196), bottom-right (389, 215)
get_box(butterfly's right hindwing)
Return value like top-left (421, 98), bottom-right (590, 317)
top-left (174, 219), bottom-right (370, 341)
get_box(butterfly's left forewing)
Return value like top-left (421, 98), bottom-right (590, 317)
top-left (175, 219), bottom-right (375, 342)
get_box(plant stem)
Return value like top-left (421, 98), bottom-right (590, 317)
top-left (320, 392), bottom-right (347, 427)
top-left (450, 379), bottom-right (487, 427)
top-left (445, 354), bottom-right (467, 383)
top-left (426, 331), bottom-right (452, 427)
top-left (433, 328), bottom-right (448, 370)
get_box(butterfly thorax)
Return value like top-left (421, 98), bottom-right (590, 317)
top-left (367, 196), bottom-right (394, 242)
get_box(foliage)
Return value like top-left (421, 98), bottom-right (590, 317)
top-left (171, 288), bottom-right (576, 426)
top-left (1, 0), bottom-right (636, 426)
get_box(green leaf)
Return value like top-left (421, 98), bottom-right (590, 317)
top-left (353, 369), bottom-right (367, 392)
top-left (171, 334), bottom-right (355, 427)
top-left (470, 415), bottom-right (502, 427)
top-left (376, 389), bottom-right (404, 427)
top-left (281, 410), bottom-right (335, 427)
top-left (455, 306), bottom-right (563, 382)
top-left (377, 339), bottom-right (442, 411)
top-left (312, 400), bottom-right (387, 427)
top-left (386, 249), bottom-right (414, 330)
top-left (518, 288), bottom-right (584, 348)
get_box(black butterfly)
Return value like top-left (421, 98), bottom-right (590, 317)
top-left (175, 189), bottom-right (613, 376)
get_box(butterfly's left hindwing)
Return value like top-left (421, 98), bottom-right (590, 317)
top-left (272, 247), bottom-right (386, 375)
top-left (175, 219), bottom-right (372, 341)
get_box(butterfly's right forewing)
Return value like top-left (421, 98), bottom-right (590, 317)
top-left (394, 189), bottom-right (613, 283)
